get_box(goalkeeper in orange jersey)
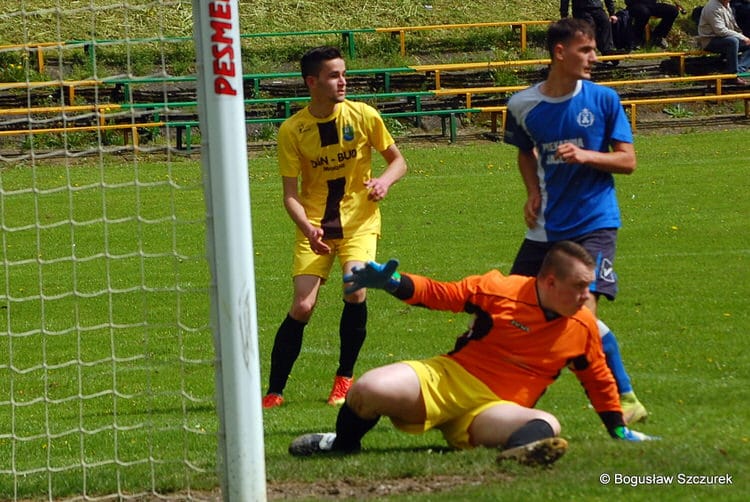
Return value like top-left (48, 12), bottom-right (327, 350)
top-left (288, 241), bottom-right (657, 465)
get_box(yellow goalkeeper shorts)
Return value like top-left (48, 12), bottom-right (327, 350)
top-left (392, 356), bottom-right (511, 450)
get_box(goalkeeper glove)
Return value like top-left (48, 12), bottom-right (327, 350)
top-left (611, 426), bottom-right (660, 441)
top-left (343, 259), bottom-right (401, 294)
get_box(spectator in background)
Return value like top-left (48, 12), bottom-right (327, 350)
top-left (698, 0), bottom-right (750, 85)
top-left (561, 0), bottom-right (621, 56)
top-left (626, 0), bottom-right (680, 48)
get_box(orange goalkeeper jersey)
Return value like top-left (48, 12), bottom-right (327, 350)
top-left (403, 270), bottom-right (622, 416)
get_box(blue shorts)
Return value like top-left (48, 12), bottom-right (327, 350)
top-left (509, 228), bottom-right (619, 300)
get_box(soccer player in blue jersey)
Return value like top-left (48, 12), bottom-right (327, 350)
top-left (503, 17), bottom-right (648, 424)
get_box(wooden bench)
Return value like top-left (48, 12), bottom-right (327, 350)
top-left (217, 90), bottom-right (432, 120)
top-left (0, 79), bottom-right (101, 104)
top-left (0, 100), bottom-right (190, 148)
top-left (0, 103), bottom-right (116, 142)
top-left (620, 92), bottom-right (750, 131)
top-left (480, 90), bottom-right (750, 134)
top-left (99, 66), bottom-right (417, 102)
top-left (376, 20), bottom-right (551, 56)
top-left (241, 28), bottom-right (376, 58)
top-left (0, 41), bottom-right (64, 73)
top-left (101, 75), bottom-right (198, 102)
top-left (382, 108), bottom-right (481, 142)
top-left (0, 121), bottom-right (165, 149)
top-left (165, 105), bottom-right (481, 151)
top-left (6, 89), bottom-right (430, 150)
top-left (413, 51), bottom-right (719, 89)
top-left (598, 50), bottom-right (717, 75)
top-left (166, 91), bottom-right (445, 150)
top-left (145, 69), bottom-right (750, 145)
top-left (243, 67), bottom-right (416, 96)
top-left (70, 29), bottom-right (374, 69)
top-left (411, 58), bottom-right (549, 90)
top-left (435, 73), bottom-right (741, 108)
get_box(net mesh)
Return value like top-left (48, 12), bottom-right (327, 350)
top-left (1, 1), bottom-right (218, 499)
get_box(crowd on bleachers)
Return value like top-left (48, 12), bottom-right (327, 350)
top-left (2, 0), bottom-right (749, 155)
top-left (562, 0), bottom-right (750, 83)
top-left (564, 0), bottom-right (749, 50)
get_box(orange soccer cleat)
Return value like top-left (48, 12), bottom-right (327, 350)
top-left (326, 376), bottom-right (353, 406)
top-left (262, 393), bottom-right (284, 409)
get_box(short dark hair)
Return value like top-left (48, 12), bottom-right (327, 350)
top-left (300, 46), bottom-right (343, 81)
top-left (546, 18), bottom-right (596, 57)
top-left (538, 240), bottom-right (595, 280)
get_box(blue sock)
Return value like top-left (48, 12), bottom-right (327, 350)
top-left (598, 320), bottom-right (633, 394)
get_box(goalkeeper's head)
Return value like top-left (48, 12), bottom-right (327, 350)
top-left (537, 241), bottom-right (595, 317)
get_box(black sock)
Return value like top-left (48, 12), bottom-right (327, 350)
top-left (505, 419), bottom-right (554, 449)
top-left (336, 300), bottom-right (367, 377)
top-left (266, 314), bottom-right (306, 395)
top-left (332, 402), bottom-right (379, 452)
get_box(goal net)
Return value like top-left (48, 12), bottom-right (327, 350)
top-left (0, 1), bottom-right (264, 499)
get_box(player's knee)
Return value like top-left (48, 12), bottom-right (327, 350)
top-left (349, 367), bottom-right (394, 402)
top-left (289, 299), bottom-right (315, 321)
top-left (345, 378), bottom-right (378, 416)
top-left (343, 288), bottom-right (366, 304)
top-left (348, 371), bottom-right (379, 399)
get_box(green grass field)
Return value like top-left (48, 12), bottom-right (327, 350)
top-left (1, 130), bottom-right (749, 500)
top-left (255, 132), bottom-right (750, 500)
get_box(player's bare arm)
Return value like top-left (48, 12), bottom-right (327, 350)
top-left (518, 149), bottom-right (542, 229)
top-left (365, 144), bottom-right (407, 201)
top-left (554, 140), bottom-right (636, 175)
top-left (282, 176), bottom-right (331, 255)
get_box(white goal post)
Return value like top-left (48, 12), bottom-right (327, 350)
top-left (0, 0), bottom-right (266, 499)
top-left (192, 0), bottom-right (267, 499)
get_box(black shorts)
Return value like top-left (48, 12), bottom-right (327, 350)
top-left (509, 229), bottom-right (619, 300)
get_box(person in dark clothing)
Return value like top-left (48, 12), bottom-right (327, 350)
top-left (561, 0), bottom-right (620, 55)
top-left (626, 0), bottom-right (680, 48)
top-left (732, 0), bottom-right (750, 36)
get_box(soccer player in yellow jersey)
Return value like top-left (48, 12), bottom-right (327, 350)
top-left (262, 46), bottom-right (407, 409)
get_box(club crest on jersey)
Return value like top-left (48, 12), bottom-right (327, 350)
top-left (342, 123), bottom-right (355, 141)
top-left (577, 108), bottom-right (595, 128)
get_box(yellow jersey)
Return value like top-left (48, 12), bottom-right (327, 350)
top-left (277, 100), bottom-right (395, 239)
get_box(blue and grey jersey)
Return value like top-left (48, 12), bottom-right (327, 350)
top-left (504, 79), bottom-right (633, 242)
